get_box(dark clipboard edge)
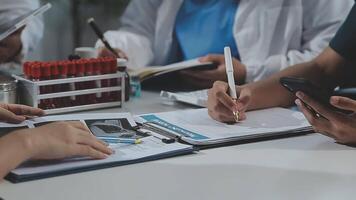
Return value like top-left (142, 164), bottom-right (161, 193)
top-left (189, 130), bottom-right (315, 150)
top-left (6, 147), bottom-right (196, 183)
top-left (140, 122), bottom-right (315, 150)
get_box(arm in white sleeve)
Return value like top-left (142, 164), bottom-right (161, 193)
top-left (20, 0), bottom-right (44, 58)
top-left (0, 0), bottom-right (43, 59)
top-left (95, 0), bottom-right (162, 68)
top-left (246, 0), bottom-right (354, 82)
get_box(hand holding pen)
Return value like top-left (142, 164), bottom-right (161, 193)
top-left (207, 47), bottom-right (251, 123)
top-left (224, 47), bottom-right (240, 122)
top-left (87, 18), bottom-right (128, 59)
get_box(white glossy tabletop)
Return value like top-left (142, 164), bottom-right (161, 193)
top-left (1, 91), bottom-right (356, 200)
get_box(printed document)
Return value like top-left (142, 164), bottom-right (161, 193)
top-left (138, 108), bottom-right (312, 145)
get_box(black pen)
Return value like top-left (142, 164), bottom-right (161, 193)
top-left (87, 17), bottom-right (119, 57)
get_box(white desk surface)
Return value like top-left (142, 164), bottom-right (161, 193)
top-left (1, 91), bottom-right (356, 200)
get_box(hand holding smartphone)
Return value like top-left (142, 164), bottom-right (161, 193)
top-left (279, 77), bottom-right (346, 113)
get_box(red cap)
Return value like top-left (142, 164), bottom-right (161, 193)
top-left (102, 58), bottom-right (111, 74)
top-left (32, 64), bottom-right (41, 79)
top-left (110, 58), bottom-right (117, 73)
top-left (91, 59), bottom-right (100, 73)
top-left (51, 62), bottom-right (59, 76)
top-left (23, 62), bottom-right (31, 76)
top-left (68, 61), bottom-right (76, 75)
top-left (41, 63), bottom-right (51, 77)
top-left (59, 62), bottom-right (69, 76)
top-left (76, 60), bottom-right (85, 75)
top-left (85, 60), bottom-right (94, 74)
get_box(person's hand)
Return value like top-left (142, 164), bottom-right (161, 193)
top-left (207, 81), bottom-right (251, 123)
top-left (295, 92), bottom-right (356, 145)
top-left (0, 104), bottom-right (44, 123)
top-left (180, 54), bottom-right (247, 89)
top-left (0, 30), bottom-right (23, 63)
top-left (98, 47), bottom-right (128, 59)
top-left (20, 121), bottom-right (113, 160)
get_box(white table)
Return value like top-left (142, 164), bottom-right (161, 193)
top-left (1, 91), bottom-right (356, 200)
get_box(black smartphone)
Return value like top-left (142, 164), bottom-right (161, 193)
top-left (280, 77), bottom-right (334, 109)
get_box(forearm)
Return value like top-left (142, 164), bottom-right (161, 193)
top-left (245, 47), bottom-right (347, 110)
top-left (0, 131), bottom-right (32, 180)
top-left (245, 60), bottom-right (324, 110)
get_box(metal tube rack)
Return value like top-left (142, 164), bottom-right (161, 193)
top-left (13, 72), bottom-right (125, 115)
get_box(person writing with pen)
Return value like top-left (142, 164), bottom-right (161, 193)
top-left (95, 0), bottom-right (352, 89)
top-left (0, 104), bottom-right (113, 180)
top-left (207, 2), bottom-right (356, 145)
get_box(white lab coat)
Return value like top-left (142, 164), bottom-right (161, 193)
top-left (0, 0), bottom-right (43, 75)
top-left (97, 0), bottom-right (353, 82)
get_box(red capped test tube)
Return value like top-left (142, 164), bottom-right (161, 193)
top-left (23, 62), bottom-right (32, 79)
top-left (41, 63), bottom-right (54, 109)
top-left (92, 58), bottom-right (102, 102)
top-left (31, 64), bottom-right (46, 109)
top-left (101, 58), bottom-right (112, 102)
top-left (75, 60), bottom-right (86, 105)
top-left (58, 61), bottom-right (71, 107)
top-left (109, 57), bottom-right (120, 101)
top-left (51, 62), bottom-right (61, 108)
top-left (84, 59), bottom-right (96, 104)
top-left (68, 61), bottom-right (77, 106)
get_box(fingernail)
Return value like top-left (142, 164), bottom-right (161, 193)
top-left (295, 99), bottom-right (302, 106)
top-left (296, 92), bottom-right (304, 98)
top-left (330, 96), bottom-right (339, 105)
top-left (233, 105), bottom-right (239, 113)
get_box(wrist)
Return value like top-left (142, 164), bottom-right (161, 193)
top-left (11, 129), bottom-right (37, 160)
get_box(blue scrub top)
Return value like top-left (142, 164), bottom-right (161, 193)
top-left (175, 0), bottom-right (240, 61)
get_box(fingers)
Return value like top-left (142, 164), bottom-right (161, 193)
top-left (70, 145), bottom-right (109, 159)
top-left (295, 99), bottom-right (334, 137)
top-left (208, 81), bottom-right (241, 122)
top-left (330, 96), bottom-right (356, 112)
top-left (3, 104), bottom-right (44, 117)
top-left (77, 133), bottom-right (113, 155)
top-left (208, 109), bottom-right (235, 122)
top-left (199, 54), bottom-right (225, 63)
top-left (0, 107), bottom-right (26, 123)
top-left (296, 92), bottom-right (336, 121)
top-left (236, 87), bottom-right (250, 112)
top-left (213, 82), bottom-right (237, 112)
top-left (65, 121), bottom-right (90, 132)
top-left (98, 48), bottom-right (127, 59)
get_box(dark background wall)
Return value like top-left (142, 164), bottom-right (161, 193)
top-left (28, 0), bottom-right (130, 61)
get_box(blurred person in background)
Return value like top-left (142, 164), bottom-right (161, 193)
top-left (0, 0), bottom-right (44, 76)
top-left (96, 0), bottom-right (353, 88)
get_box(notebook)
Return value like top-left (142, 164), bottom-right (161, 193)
top-left (137, 107), bottom-right (313, 146)
top-left (129, 59), bottom-right (217, 82)
top-left (4, 113), bottom-right (194, 183)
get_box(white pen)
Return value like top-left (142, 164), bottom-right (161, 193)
top-left (224, 46), bottom-right (239, 122)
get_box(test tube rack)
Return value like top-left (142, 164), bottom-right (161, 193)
top-left (13, 73), bottom-right (125, 115)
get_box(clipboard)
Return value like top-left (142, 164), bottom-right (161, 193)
top-left (4, 113), bottom-right (196, 183)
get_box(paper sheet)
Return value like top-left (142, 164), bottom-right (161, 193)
top-left (4, 113), bottom-right (192, 177)
top-left (139, 108), bottom-right (312, 144)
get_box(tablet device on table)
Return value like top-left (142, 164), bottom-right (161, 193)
top-left (0, 3), bottom-right (51, 42)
